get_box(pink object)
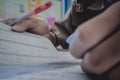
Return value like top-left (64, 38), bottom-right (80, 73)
top-left (47, 17), bottom-right (55, 29)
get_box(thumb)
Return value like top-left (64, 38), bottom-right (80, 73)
top-left (11, 25), bottom-right (29, 32)
top-left (11, 19), bottom-right (32, 32)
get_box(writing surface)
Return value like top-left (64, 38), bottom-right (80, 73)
top-left (0, 22), bottom-right (88, 80)
top-left (0, 22), bottom-right (81, 66)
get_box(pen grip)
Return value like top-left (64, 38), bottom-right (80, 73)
top-left (9, 16), bottom-right (29, 26)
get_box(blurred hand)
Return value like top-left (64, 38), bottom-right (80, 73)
top-left (2, 17), bottom-right (49, 36)
top-left (2, 17), bottom-right (56, 45)
top-left (69, 1), bottom-right (120, 75)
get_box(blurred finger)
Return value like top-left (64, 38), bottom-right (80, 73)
top-left (69, 2), bottom-right (120, 58)
top-left (1, 18), bottom-right (17, 25)
top-left (11, 17), bottom-right (36, 32)
top-left (82, 31), bottom-right (120, 74)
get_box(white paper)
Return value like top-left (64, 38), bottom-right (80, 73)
top-left (0, 23), bottom-right (81, 65)
top-left (0, 22), bottom-right (90, 80)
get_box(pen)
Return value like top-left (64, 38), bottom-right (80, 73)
top-left (9, 1), bottom-right (52, 26)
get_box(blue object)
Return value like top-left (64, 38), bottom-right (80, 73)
top-left (64, 0), bottom-right (72, 14)
top-left (66, 34), bottom-right (74, 44)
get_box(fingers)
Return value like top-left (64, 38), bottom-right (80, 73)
top-left (81, 31), bottom-right (120, 74)
top-left (69, 32), bottom-right (84, 58)
top-left (11, 17), bottom-right (49, 35)
top-left (11, 18), bottom-right (34, 32)
top-left (1, 18), bottom-right (17, 25)
top-left (69, 2), bottom-right (120, 58)
top-left (26, 19), bottom-right (49, 35)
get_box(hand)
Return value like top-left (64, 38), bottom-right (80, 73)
top-left (2, 17), bottom-right (49, 35)
top-left (69, 1), bottom-right (120, 76)
top-left (2, 17), bottom-right (56, 45)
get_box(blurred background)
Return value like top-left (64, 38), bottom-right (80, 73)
top-left (0, 0), bottom-right (73, 27)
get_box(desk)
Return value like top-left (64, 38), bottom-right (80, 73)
top-left (0, 64), bottom-right (90, 80)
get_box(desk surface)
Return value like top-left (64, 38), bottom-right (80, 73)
top-left (0, 64), bottom-right (90, 80)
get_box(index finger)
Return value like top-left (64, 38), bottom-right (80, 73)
top-left (11, 17), bottom-right (37, 32)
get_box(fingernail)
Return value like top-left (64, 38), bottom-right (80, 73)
top-left (66, 34), bottom-right (75, 44)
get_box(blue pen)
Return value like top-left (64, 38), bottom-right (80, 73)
top-left (9, 16), bottom-right (29, 26)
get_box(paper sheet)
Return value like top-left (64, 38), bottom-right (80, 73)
top-left (0, 22), bottom-right (90, 80)
top-left (0, 22), bottom-right (81, 65)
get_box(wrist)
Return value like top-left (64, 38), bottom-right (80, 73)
top-left (49, 31), bottom-right (58, 46)
top-left (43, 31), bottom-right (58, 46)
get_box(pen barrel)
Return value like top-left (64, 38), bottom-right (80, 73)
top-left (8, 21), bottom-right (17, 26)
top-left (9, 16), bottom-right (29, 26)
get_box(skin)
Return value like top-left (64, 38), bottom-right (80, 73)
top-left (2, 17), bottom-right (56, 44)
top-left (69, 1), bottom-right (120, 80)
